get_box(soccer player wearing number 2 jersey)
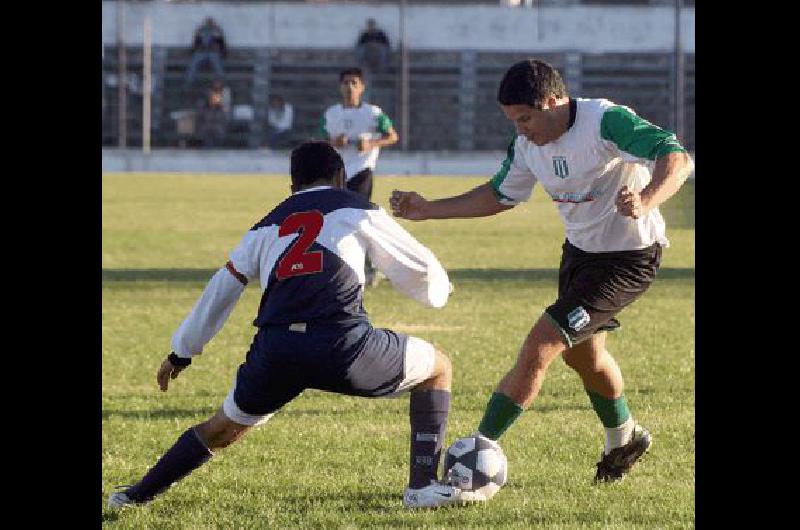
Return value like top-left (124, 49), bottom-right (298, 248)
top-left (108, 143), bottom-right (467, 510)
top-left (391, 60), bottom-right (694, 484)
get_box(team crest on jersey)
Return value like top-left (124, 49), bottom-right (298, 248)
top-left (552, 156), bottom-right (569, 178)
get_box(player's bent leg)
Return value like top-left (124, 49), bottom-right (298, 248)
top-left (477, 315), bottom-right (568, 441)
top-left (400, 342), bottom-right (464, 508)
top-left (562, 333), bottom-right (651, 483)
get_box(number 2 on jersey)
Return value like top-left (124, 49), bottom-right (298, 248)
top-left (276, 210), bottom-right (324, 280)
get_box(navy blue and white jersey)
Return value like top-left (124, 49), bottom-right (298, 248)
top-left (171, 185), bottom-right (450, 358)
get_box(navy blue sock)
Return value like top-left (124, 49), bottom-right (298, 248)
top-left (126, 427), bottom-right (213, 502)
top-left (408, 389), bottom-right (451, 489)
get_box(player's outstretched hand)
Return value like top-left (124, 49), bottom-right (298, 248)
top-left (156, 356), bottom-right (188, 392)
top-left (616, 186), bottom-right (646, 219)
top-left (390, 190), bottom-right (428, 221)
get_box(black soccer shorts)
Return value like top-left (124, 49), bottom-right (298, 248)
top-left (544, 239), bottom-right (662, 347)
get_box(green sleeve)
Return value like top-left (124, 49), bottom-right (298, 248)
top-left (376, 113), bottom-right (393, 134)
top-left (489, 137), bottom-right (517, 203)
top-left (319, 115), bottom-right (329, 138)
top-left (600, 106), bottom-right (687, 161)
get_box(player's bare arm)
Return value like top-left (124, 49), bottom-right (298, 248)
top-left (616, 151), bottom-right (694, 219)
top-left (391, 182), bottom-right (513, 221)
top-left (359, 126), bottom-right (399, 153)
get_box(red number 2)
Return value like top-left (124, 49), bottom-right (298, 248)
top-left (276, 210), bottom-right (324, 280)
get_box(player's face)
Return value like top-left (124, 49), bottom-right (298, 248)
top-left (340, 75), bottom-right (365, 104)
top-left (500, 99), bottom-right (564, 146)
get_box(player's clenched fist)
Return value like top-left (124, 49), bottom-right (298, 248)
top-left (390, 190), bottom-right (428, 220)
top-left (615, 186), bottom-right (647, 219)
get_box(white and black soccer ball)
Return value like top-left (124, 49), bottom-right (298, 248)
top-left (443, 434), bottom-right (508, 501)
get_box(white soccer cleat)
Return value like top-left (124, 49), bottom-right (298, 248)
top-left (403, 482), bottom-right (468, 509)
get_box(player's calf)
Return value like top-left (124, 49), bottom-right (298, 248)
top-left (407, 348), bottom-right (453, 491)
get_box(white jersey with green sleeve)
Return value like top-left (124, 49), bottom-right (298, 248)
top-left (320, 103), bottom-right (394, 180)
top-left (490, 98), bottom-right (688, 252)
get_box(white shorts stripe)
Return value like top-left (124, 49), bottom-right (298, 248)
top-left (386, 335), bottom-right (436, 396)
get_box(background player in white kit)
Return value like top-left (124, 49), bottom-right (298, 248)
top-left (108, 142), bottom-right (466, 510)
top-left (320, 67), bottom-right (399, 285)
top-left (391, 59), bottom-right (694, 484)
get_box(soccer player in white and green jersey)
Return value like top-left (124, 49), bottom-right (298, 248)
top-left (391, 59), bottom-right (694, 484)
top-left (321, 67), bottom-right (399, 285)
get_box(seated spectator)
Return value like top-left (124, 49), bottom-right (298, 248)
top-left (185, 17), bottom-right (227, 86)
top-left (355, 19), bottom-right (390, 73)
top-left (266, 94), bottom-right (294, 149)
top-left (197, 79), bottom-right (230, 148)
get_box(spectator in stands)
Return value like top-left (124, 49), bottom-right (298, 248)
top-left (185, 17), bottom-right (227, 86)
top-left (355, 19), bottom-right (391, 73)
top-left (266, 94), bottom-right (294, 150)
top-left (197, 79), bottom-right (230, 148)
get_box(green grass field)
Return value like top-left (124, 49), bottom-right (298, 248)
top-left (102, 173), bottom-right (694, 529)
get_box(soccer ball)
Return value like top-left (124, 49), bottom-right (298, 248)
top-left (443, 434), bottom-right (508, 501)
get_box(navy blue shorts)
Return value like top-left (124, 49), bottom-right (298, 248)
top-left (223, 321), bottom-right (425, 424)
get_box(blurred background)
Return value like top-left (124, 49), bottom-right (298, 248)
top-left (101, 0), bottom-right (694, 174)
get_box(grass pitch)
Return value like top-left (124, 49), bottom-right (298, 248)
top-left (102, 173), bottom-right (694, 529)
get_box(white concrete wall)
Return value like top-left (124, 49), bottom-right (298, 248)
top-left (102, 148), bottom-right (696, 177)
top-left (102, 2), bottom-right (694, 53)
top-left (102, 148), bottom-right (509, 175)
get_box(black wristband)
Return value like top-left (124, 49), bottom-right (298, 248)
top-left (168, 352), bottom-right (192, 367)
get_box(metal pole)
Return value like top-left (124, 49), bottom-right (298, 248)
top-left (674, 0), bottom-right (685, 142)
top-left (399, 0), bottom-right (409, 151)
top-left (117, 2), bottom-right (127, 148)
top-left (143, 16), bottom-right (152, 154)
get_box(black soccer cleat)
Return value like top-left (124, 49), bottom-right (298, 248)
top-left (593, 424), bottom-right (652, 483)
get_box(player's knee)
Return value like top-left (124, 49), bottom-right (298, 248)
top-left (563, 345), bottom-right (606, 374)
top-left (421, 349), bottom-right (451, 389)
top-left (435, 349), bottom-right (452, 379)
top-left (195, 414), bottom-right (250, 450)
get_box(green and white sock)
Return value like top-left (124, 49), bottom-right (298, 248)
top-left (604, 417), bottom-right (635, 454)
top-left (586, 389), bottom-right (634, 454)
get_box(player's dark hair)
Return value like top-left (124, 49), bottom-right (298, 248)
top-left (290, 142), bottom-right (344, 187)
top-left (497, 59), bottom-right (568, 109)
top-left (339, 67), bottom-right (364, 82)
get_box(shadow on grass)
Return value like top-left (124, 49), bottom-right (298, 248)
top-left (276, 491), bottom-right (399, 512)
top-left (103, 267), bottom-right (694, 283)
top-left (101, 511), bottom-right (119, 523)
top-left (102, 407), bottom-right (215, 420)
